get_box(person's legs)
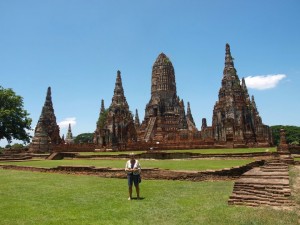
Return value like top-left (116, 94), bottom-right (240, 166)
top-left (135, 184), bottom-right (140, 199)
top-left (133, 175), bottom-right (140, 199)
top-left (128, 185), bottom-right (133, 200)
top-left (128, 174), bottom-right (133, 200)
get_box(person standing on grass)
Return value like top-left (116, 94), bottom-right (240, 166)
top-left (125, 152), bottom-right (141, 200)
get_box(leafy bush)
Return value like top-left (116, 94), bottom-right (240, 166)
top-left (11, 143), bottom-right (24, 149)
top-left (97, 109), bottom-right (108, 129)
top-left (271, 125), bottom-right (300, 145)
top-left (73, 133), bottom-right (94, 144)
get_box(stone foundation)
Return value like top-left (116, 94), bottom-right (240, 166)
top-left (228, 158), bottom-right (294, 207)
top-left (0, 160), bottom-right (264, 181)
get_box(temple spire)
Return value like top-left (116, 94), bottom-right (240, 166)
top-left (186, 102), bottom-right (195, 126)
top-left (241, 77), bottom-right (250, 103)
top-left (225, 43), bottom-right (234, 69)
top-left (100, 99), bottom-right (105, 114)
top-left (135, 109), bottom-right (140, 127)
top-left (251, 95), bottom-right (257, 109)
top-left (111, 70), bottom-right (129, 109)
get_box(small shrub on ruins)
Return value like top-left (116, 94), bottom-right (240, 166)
top-left (290, 141), bottom-right (299, 146)
top-left (73, 133), bottom-right (94, 144)
top-left (11, 143), bottom-right (24, 149)
top-left (97, 109), bottom-right (108, 129)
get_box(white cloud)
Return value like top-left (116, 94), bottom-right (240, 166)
top-left (244, 74), bottom-right (287, 90)
top-left (58, 117), bottom-right (76, 129)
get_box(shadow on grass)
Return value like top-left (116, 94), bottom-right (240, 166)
top-left (130, 197), bottom-right (145, 200)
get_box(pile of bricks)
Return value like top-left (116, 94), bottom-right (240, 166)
top-left (228, 158), bottom-right (294, 207)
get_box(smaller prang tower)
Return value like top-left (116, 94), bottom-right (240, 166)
top-left (139, 53), bottom-right (188, 142)
top-left (29, 87), bottom-right (61, 152)
top-left (65, 123), bottom-right (74, 144)
top-left (186, 102), bottom-right (197, 132)
top-left (211, 44), bottom-right (272, 147)
top-left (94, 71), bottom-right (137, 148)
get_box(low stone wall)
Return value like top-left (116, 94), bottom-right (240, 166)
top-left (0, 160), bottom-right (265, 181)
top-left (75, 151), bottom-right (275, 160)
top-left (0, 155), bottom-right (32, 161)
top-left (53, 144), bottom-right (96, 152)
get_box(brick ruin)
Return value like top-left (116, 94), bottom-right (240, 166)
top-left (29, 44), bottom-right (273, 151)
top-left (138, 53), bottom-right (189, 142)
top-left (94, 71), bottom-right (137, 149)
top-left (29, 87), bottom-right (62, 153)
top-left (211, 44), bottom-right (272, 147)
top-left (94, 44), bottom-right (273, 149)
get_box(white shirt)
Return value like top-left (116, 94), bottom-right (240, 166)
top-left (125, 159), bottom-right (141, 175)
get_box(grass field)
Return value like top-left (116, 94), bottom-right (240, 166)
top-left (0, 158), bottom-right (254, 171)
top-left (0, 169), bottom-right (298, 225)
top-left (78, 147), bottom-right (276, 156)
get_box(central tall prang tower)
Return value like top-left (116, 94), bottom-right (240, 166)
top-left (139, 53), bottom-right (188, 142)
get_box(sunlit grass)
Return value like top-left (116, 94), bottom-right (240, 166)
top-left (0, 158), bottom-right (254, 171)
top-left (79, 151), bottom-right (146, 155)
top-left (77, 147), bottom-right (276, 156)
top-left (0, 169), bottom-right (297, 225)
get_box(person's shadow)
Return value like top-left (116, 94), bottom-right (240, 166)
top-left (131, 197), bottom-right (145, 200)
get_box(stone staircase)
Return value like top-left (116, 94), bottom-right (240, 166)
top-left (144, 117), bottom-right (156, 142)
top-left (228, 158), bottom-right (294, 207)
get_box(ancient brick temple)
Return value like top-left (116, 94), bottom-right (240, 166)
top-left (94, 71), bottom-right (137, 148)
top-left (138, 53), bottom-right (191, 142)
top-left (29, 87), bottom-right (62, 152)
top-left (210, 44), bottom-right (272, 147)
top-left (94, 45), bottom-right (272, 149)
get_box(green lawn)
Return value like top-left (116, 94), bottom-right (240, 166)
top-left (0, 169), bottom-right (297, 225)
top-left (78, 147), bottom-right (276, 156)
top-left (79, 151), bottom-right (146, 155)
top-left (294, 158), bottom-right (300, 161)
top-left (0, 158), bottom-right (254, 171)
top-left (167, 147), bottom-right (276, 154)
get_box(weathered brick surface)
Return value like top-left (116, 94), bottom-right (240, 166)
top-left (228, 158), bottom-right (294, 207)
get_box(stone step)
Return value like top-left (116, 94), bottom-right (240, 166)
top-left (229, 196), bottom-right (292, 204)
top-left (228, 199), bottom-right (294, 207)
top-left (233, 187), bottom-right (291, 196)
top-left (242, 175), bottom-right (289, 179)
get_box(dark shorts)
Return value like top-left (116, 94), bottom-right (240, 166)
top-left (127, 174), bottom-right (140, 187)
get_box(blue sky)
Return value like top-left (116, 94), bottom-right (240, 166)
top-left (1, 0), bottom-right (300, 146)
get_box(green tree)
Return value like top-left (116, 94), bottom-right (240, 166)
top-left (97, 109), bottom-right (108, 129)
top-left (73, 133), bottom-right (94, 144)
top-left (0, 86), bottom-right (32, 143)
top-left (271, 125), bottom-right (300, 146)
top-left (11, 143), bottom-right (24, 149)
